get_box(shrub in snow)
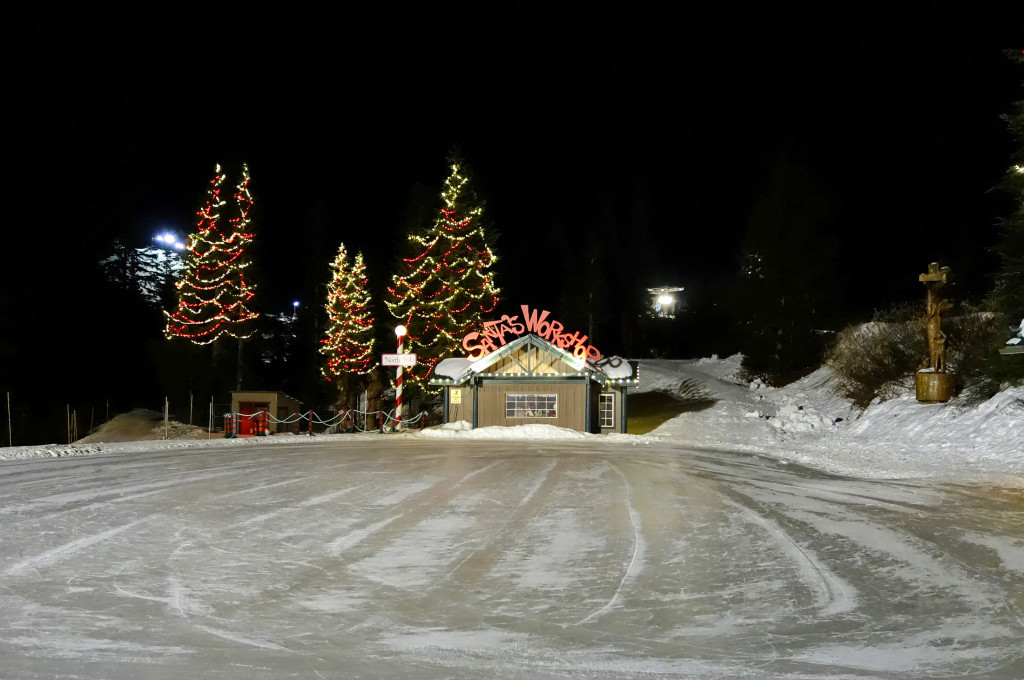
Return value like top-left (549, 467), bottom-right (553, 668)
top-left (828, 302), bottom-right (1009, 408)
top-left (827, 304), bottom-right (925, 408)
top-left (945, 305), bottom-right (1013, 403)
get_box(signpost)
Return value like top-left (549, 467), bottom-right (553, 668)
top-left (391, 327), bottom-right (410, 431)
top-left (382, 353), bottom-right (417, 367)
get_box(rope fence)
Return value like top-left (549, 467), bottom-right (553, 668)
top-left (222, 408), bottom-right (427, 438)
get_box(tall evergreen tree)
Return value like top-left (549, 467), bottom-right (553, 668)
top-left (387, 157), bottom-right (499, 390)
top-left (321, 243), bottom-right (376, 381)
top-left (164, 164), bottom-right (259, 344)
top-left (729, 147), bottom-right (840, 383)
top-left (989, 49), bottom-right (1024, 322)
top-left (101, 237), bottom-right (186, 309)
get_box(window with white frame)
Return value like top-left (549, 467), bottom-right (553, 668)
top-left (505, 393), bottom-right (557, 418)
top-left (599, 393), bottom-right (615, 428)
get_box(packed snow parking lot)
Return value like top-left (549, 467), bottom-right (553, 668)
top-left (2, 357), bottom-right (1024, 678)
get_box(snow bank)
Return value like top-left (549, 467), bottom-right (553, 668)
top-left (648, 356), bottom-right (1024, 483)
top-left (4, 354), bottom-right (1023, 484)
top-left (0, 432), bottom-right (381, 462)
top-left (422, 422), bottom-right (589, 440)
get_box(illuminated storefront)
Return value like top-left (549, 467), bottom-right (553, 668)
top-left (429, 306), bottom-right (637, 433)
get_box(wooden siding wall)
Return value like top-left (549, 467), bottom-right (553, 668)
top-left (231, 392), bottom-right (301, 433)
top-left (477, 382), bottom-right (587, 430)
top-left (599, 386), bottom-right (625, 435)
top-left (445, 387), bottom-right (474, 425)
top-left (489, 346), bottom-right (578, 375)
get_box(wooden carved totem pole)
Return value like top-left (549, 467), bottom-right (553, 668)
top-left (916, 262), bottom-right (954, 403)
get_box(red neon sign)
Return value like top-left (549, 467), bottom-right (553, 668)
top-left (462, 305), bottom-right (602, 362)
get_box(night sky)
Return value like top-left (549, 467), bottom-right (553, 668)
top-left (3, 3), bottom-right (1023, 438)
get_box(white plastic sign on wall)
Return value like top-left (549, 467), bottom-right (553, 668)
top-left (382, 353), bottom-right (417, 367)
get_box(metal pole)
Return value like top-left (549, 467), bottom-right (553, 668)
top-left (189, 391), bottom-right (193, 426)
top-left (208, 396), bottom-right (213, 439)
top-left (164, 397), bottom-right (169, 440)
top-left (67, 404), bottom-right (70, 445)
top-left (6, 392), bottom-right (11, 447)
top-left (395, 334), bottom-right (403, 432)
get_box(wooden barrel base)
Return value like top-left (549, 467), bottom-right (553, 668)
top-left (916, 371), bottom-right (954, 403)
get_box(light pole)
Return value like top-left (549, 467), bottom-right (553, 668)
top-left (648, 286), bottom-right (685, 319)
top-left (292, 300), bottom-right (300, 320)
top-left (394, 325), bottom-right (407, 431)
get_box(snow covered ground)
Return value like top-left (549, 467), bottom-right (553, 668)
top-left (2, 357), bottom-right (1024, 678)
top-left (635, 355), bottom-right (1024, 483)
top-left (9, 354), bottom-right (1019, 484)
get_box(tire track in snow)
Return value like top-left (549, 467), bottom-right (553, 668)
top-left (439, 458), bottom-right (559, 584)
top-left (632, 456), bottom-right (856, 617)
top-left (0, 469), bottom-right (242, 516)
top-left (576, 462), bottom-right (646, 625)
top-left (722, 496), bottom-right (856, 617)
top-left (327, 461), bottom-right (505, 558)
top-left (4, 521), bottom-right (142, 576)
top-left (299, 484), bottom-right (366, 507)
top-left (192, 624), bottom-right (292, 652)
top-left (328, 517), bottom-right (401, 555)
top-left (216, 475), bottom-right (313, 500)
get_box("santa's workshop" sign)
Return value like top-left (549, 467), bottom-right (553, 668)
top-left (461, 305), bottom-right (602, 362)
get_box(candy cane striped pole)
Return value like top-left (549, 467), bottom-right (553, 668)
top-left (395, 325), bottom-right (407, 432)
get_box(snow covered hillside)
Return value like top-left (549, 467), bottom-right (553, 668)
top-left (3, 355), bottom-right (1023, 484)
top-left (640, 355), bottom-right (1024, 483)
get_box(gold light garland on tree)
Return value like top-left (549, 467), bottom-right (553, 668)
top-left (387, 159), bottom-right (500, 388)
top-left (321, 244), bottom-right (376, 379)
top-left (164, 164), bottom-right (259, 344)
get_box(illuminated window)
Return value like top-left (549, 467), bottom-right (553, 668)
top-left (506, 394), bottom-right (557, 418)
top-left (599, 393), bottom-right (615, 428)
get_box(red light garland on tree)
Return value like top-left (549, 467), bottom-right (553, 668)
top-left (321, 244), bottom-right (376, 380)
top-left (164, 164), bottom-right (259, 344)
top-left (387, 157), bottom-right (499, 389)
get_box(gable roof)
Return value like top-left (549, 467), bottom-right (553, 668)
top-left (430, 334), bottom-right (637, 387)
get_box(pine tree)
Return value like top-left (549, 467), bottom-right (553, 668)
top-left (164, 164), bottom-right (259, 344)
top-left (321, 244), bottom-right (376, 380)
top-left (101, 237), bottom-right (186, 309)
top-left (387, 157), bottom-right (499, 389)
top-left (728, 147), bottom-right (840, 383)
top-left (989, 49), bottom-right (1024, 322)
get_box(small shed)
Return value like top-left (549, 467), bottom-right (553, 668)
top-left (429, 334), bottom-right (636, 434)
top-left (230, 391), bottom-right (302, 435)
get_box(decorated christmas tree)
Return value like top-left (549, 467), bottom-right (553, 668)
top-left (990, 49), bottom-right (1024, 322)
top-left (164, 164), bottom-right (259, 344)
top-left (321, 243), bottom-right (376, 381)
top-left (387, 157), bottom-right (500, 389)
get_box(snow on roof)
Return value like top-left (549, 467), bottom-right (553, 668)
top-left (591, 357), bottom-right (634, 380)
top-left (433, 358), bottom-right (473, 380)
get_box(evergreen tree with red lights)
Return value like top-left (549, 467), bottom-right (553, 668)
top-left (164, 164), bottom-right (259, 345)
top-left (321, 243), bottom-right (376, 384)
top-left (387, 156), bottom-right (500, 390)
